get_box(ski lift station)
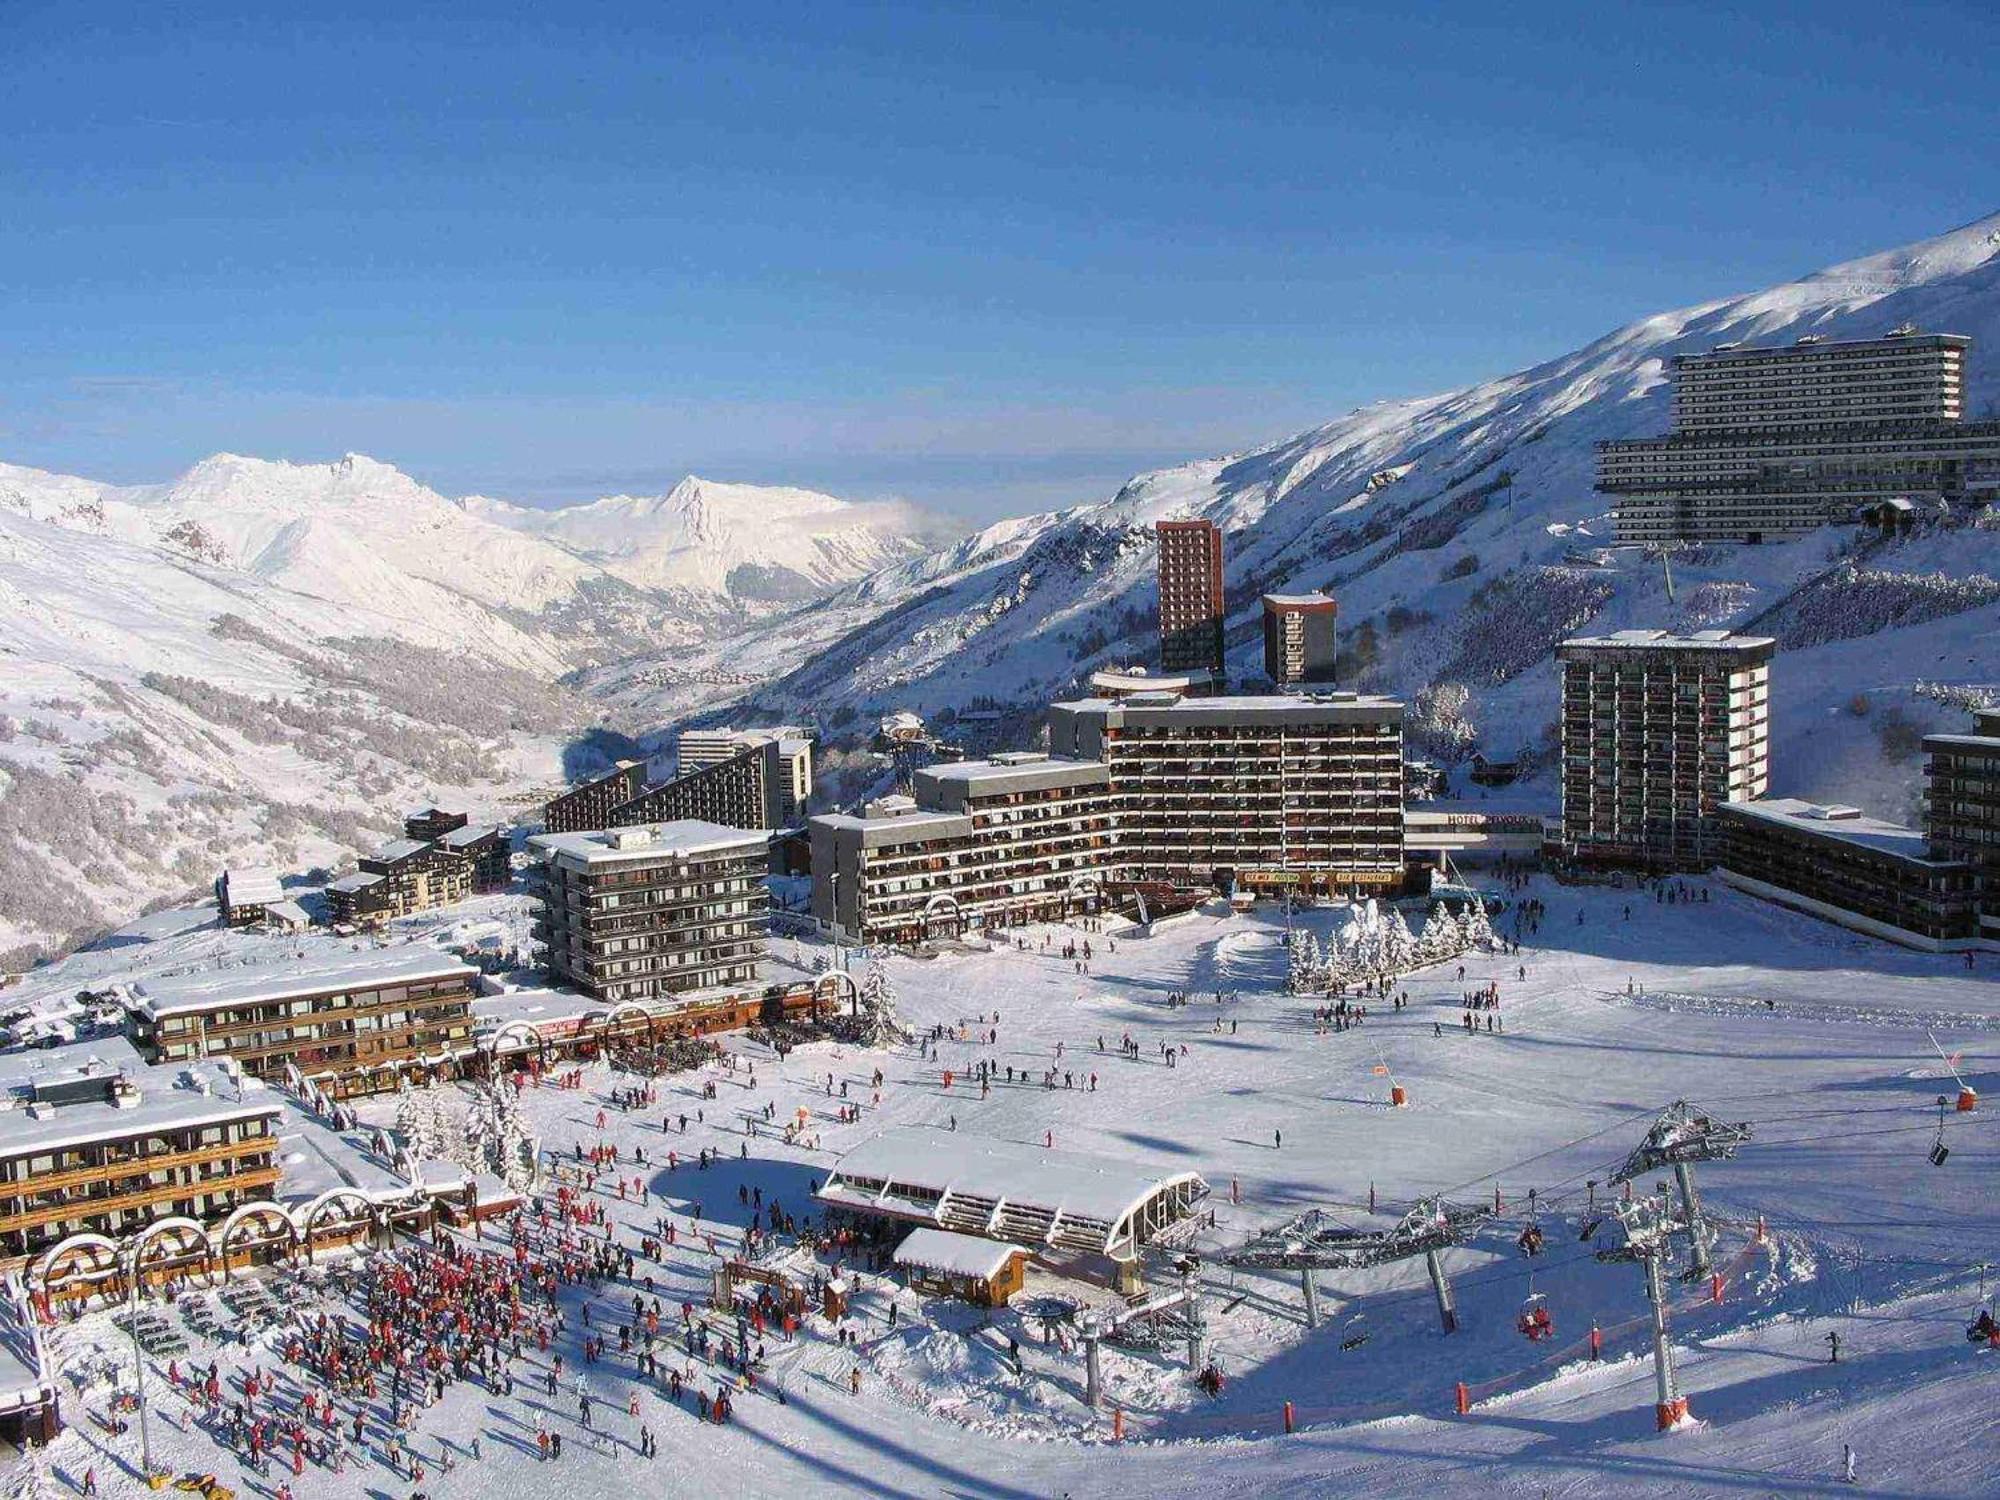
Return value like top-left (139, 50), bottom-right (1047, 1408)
top-left (816, 1126), bottom-right (1209, 1290)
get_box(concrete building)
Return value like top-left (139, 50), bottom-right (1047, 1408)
top-left (613, 737), bottom-right (788, 833)
top-left (326, 837), bottom-right (473, 926)
top-left (1156, 519), bottom-right (1226, 677)
top-left (1718, 799), bottom-right (1977, 951)
top-left (678, 727), bottom-right (814, 822)
top-left (1923, 707), bottom-right (2000, 947)
top-left (1087, 666), bottom-right (1221, 699)
top-left (215, 867), bottom-right (285, 928)
top-left (810, 754), bottom-right (1112, 944)
top-left (1601, 330), bottom-right (2000, 543)
top-left (126, 948), bottom-right (479, 1099)
top-left (1557, 629), bottom-right (1773, 871)
top-left (0, 1037), bottom-right (282, 1265)
top-left (543, 761), bottom-right (648, 835)
top-left (1051, 690), bottom-right (1405, 897)
top-left (1261, 592), bottom-right (1338, 686)
top-left (529, 820), bottom-right (768, 1004)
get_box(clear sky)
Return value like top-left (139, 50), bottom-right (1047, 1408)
top-left (3, 1), bottom-right (1996, 522)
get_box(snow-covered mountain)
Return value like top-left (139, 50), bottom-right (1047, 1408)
top-left (0, 453), bottom-right (953, 961)
top-left (592, 211), bottom-right (2000, 820)
top-left (466, 475), bottom-right (958, 604)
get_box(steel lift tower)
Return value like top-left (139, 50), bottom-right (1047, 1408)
top-left (1613, 1100), bottom-right (1751, 1280)
top-left (1222, 1196), bottom-right (1492, 1333)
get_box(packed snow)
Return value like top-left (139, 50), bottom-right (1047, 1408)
top-left (10, 872), bottom-right (1997, 1497)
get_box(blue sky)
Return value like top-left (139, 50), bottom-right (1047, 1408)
top-left (3, 1), bottom-right (1996, 521)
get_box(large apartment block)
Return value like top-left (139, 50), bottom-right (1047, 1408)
top-left (1558, 629), bottom-right (1773, 870)
top-left (679, 726), bottom-right (814, 820)
top-left (811, 754), bottom-right (1112, 944)
top-left (529, 821), bottom-right (769, 1004)
top-left (0, 1038), bottom-right (282, 1264)
top-left (1923, 708), bottom-right (2000, 946)
top-left (1262, 593), bottom-right (1338, 686)
top-left (1156, 519), bottom-right (1227, 677)
top-left (1051, 691), bottom-right (1405, 896)
top-left (612, 738), bottom-right (786, 834)
top-left (543, 761), bottom-right (649, 834)
top-left (126, 948), bottom-right (479, 1098)
top-left (1600, 330), bottom-right (2000, 543)
top-left (1717, 799), bottom-right (1976, 950)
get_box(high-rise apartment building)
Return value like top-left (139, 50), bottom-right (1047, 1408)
top-left (1050, 690), bottom-right (1405, 896)
top-left (1600, 330), bottom-right (2000, 543)
top-left (1557, 629), bottom-right (1773, 870)
top-left (543, 761), bottom-right (648, 834)
top-left (1261, 593), bottom-right (1338, 686)
top-left (678, 727), bottom-right (814, 820)
top-left (1922, 708), bottom-right (2000, 947)
top-left (529, 820), bottom-right (768, 1003)
top-left (1156, 519), bottom-right (1226, 677)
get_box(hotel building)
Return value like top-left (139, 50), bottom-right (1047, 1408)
top-left (125, 948), bottom-right (479, 1098)
top-left (1156, 519), bottom-right (1227, 677)
top-left (1557, 629), bottom-right (1773, 871)
top-left (811, 754), bottom-right (1112, 944)
top-left (1922, 708), bottom-right (2000, 947)
top-left (0, 1037), bottom-right (281, 1265)
top-left (1601, 330), bottom-right (2000, 543)
top-left (1261, 592), bottom-right (1338, 686)
top-left (529, 820), bottom-right (769, 1004)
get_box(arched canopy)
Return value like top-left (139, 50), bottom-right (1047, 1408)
top-left (816, 1126), bottom-right (1209, 1263)
top-left (29, 1232), bottom-right (120, 1296)
top-left (484, 1020), bottom-right (544, 1056)
top-left (216, 1201), bottom-right (300, 1255)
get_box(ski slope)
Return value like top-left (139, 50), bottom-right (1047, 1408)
top-left (13, 873), bottom-right (1997, 1497)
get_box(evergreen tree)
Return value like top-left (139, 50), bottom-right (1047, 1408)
top-left (857, 959), bottom-right (906, 1047)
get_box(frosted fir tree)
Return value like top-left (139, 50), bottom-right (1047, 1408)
top-left (1286, 927), bottom-right (1323, 995)
top-left (1461, 897), bottom-right (1496, 951)
top-left (1345, 899), bottom-right (1387, 977)
top-left (1380, 909), bottom-right (1417, 973)
top-left (473, 1079), bottom-right (541, 1190)
top-left (392, 1085), bottom-right (447, 1174)
top-left (1414, 907), bottom-right (1463, 966)
top-left (856, 958), bottom-right (907, 1047)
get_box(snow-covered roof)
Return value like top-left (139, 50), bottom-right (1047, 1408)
top-left (220, 867), bottom-right (285, 906)
top-left (0, 1055), bottom-right (278, 1160)
top-left (1559, 628), bottom-right (1775, 651)
top-left (130, 946), bottom-right (476, 1019)
top-left (1262, 592), bottom-right (1337, 608)
top-left (817, 1127), bottom-right (1207, 1259)
top-left (440, 824), bottom-right (500, 848)
top-left (369, 837), bottom-right (431, 863)
top-left (325, 871), bottom-right (384, 893)
top-left (1720, 798), bottom-right (1952, 864)
top-left (530, 820), bottom-right (769, 867)
top-left (265, 899), bottom-right (312, 928)
top-left (892, 1227), bottom-right (1027, 1281)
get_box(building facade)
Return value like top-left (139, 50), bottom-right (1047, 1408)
top-left (1923, 708), bottom-right (2000, 947)
top-left (529, 821), bottom-right (769, 1004)
top-left (1600, 331), bottom-right (2000, 543)
top-left (1261, 593), bottom-right (1338, 686)
top-left (1050, 691), bottom-right (1406, 896)
top-left (0, 1040), bottom-right (282, 1265)
top-left (126, 948), bottom-right (479, 1098)
top-left (326, 838), bottom-right (474, 926)
top-left (1557, 630), bottom-right (1773, 871)
top-left (1718, 799), bottom-right (1976, 950)
top-left (543, 761), bottom-right (649, 834)
top-left (1156, 519), bottom-right (1226, 677)
top-left (811, 755), bottom-right (1112, 943)
top-left (215, 867), bottom-right (284, 927)
top-left (612, 739), bottom-right (785, 833)
top-left (678, 728), bottom-right (813, 822)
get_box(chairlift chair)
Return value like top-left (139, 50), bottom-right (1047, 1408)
top-left (1516, 1291), bottom-right (1554, 1342)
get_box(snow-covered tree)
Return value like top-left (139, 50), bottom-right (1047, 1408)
top-left (857, 959), bottom-right (906, 1047)
top-left (1285, 928), bottom-right (1324, 994)
top-left (392, 1085), bottom-right (447, 1173)
top-left (1462, 897), bottom-right (1496, 951)
top-left (1380, 909), bottom-right (1417, 973)
top-left (1413, 907), bottom-right (1462, 966)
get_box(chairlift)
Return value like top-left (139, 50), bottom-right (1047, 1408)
top-left (1516, 1290), bottom-right (1555, 1342)
top-left (1930, 1096), bottom-right (1952, 1167)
